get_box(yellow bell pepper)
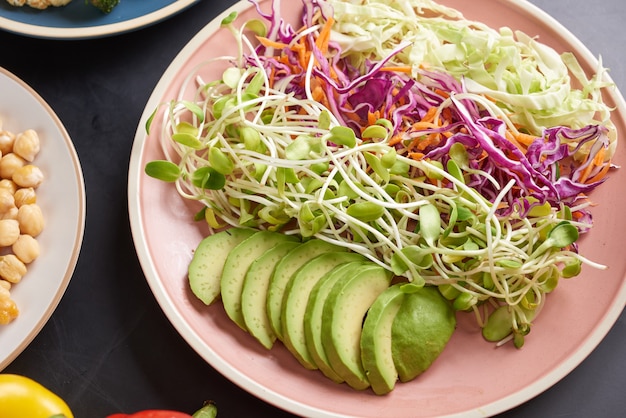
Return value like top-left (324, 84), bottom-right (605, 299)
top-left (0, 374), bottom-right (73, 418)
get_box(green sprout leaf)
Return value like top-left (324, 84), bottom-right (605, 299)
top-left (145, 160), bottom-right (180, 182)
top-left (419, 203), bottom-right (441, 246)
top-left (380, 147), bottom-right (397, 168)
top-left (209, 147), bottom-right (235, 175)
top-left (361, 124), bottom-right (388, 140)
top-left (223, 67), bottom-right (243, 89)
top-left (286, 135), bottom-right (315, 160)
top-left (240, 126), bottom-right (265, 152)
top-left (346, 201), bottom-right (385, 222)
top-left (145, 108), bottom-right (157, 134)
top-left (192, 167), bottom-right (226, 190)
top-left (449, 142), bottom-right (470, 169)
top-left (172, 132), bottom-right (203, 149)
top-left (181, 100), bottom-right (205, 123)
top-left (446, 159), bottom-right (465, 184)
top-left (329, 125), bottom-right (356, 148)
top-left (243, 18), bottom-right (267, 37)
top-left (245, 70), bottom-right (266, 96)
top-left (318, 110), bottom-right (331, 130)
top-left (482, 305), bottom-right (513, 342)
top-left (364, 152), bottom-right (390, 183)
top-left (221, 11), bottom-right (237, 26)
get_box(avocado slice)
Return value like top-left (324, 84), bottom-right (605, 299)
top-left (321, 264), bottom-right (392, 390)
top-left (267, 239), bottom-right (347, 340)
top-left (220, 230), bottom-right (299, 331)
top-left (303, 261), bottom-right (367, 383)
top-left (188, 228), bottom-right (256, 305)
top-left (391, 286), bottom-right (456, 382)
top-left (282, 251), bottom-right (366, 369)
top-left (360, 283), bottom-right (405, 395)
top-left (241, 240), bottom-right (301, 349)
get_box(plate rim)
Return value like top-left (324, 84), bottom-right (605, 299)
top-left (0, 0), bottom-right (200, 40)
top-left (0, 66), bottom-right (86, 371)
top-left (127, 0), bottom-right (626, 416)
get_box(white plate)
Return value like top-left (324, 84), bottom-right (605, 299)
top-left (128, 1), bottom-right (626, 416)
top-left (0, 0), bottom-right (200, 39)
top-left (0, 67), bottom-right (85, 370)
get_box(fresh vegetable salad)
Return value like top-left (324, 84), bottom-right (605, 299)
top-left (146, 0), bottom-right (617, 349)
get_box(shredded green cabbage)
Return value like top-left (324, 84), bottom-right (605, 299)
top-left (327, 0), bottom-right (616, 148)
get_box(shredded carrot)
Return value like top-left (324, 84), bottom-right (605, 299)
top-left (315, 17), bottom-right (334, 55)
top-left (514, 132), bottom-right (539, 147)
top-left (579, 146), bottom-right (607, 183)
top-left (411, 121), bottom-right (440, 131)
top-left (389, 134), bottom-right (404, 146)
top-left (367, 110), bottom-right (381, 126)
top-left (420, 106), bottom-right (439, 124)
top-left (408, 133), bottom-right (441, 152)
top-left (434, 88), bottom-right (450, 99)
top-left (256, 36), bottom-right (289, 50)
top-left (293, 37), bottom-right (308, 70)
top-left (586, 160), bottom-right (611, 184)
top-left (505, 131), bottom-right (524, 151)
top-left (267, 66), bottom-right (276, 88)
top-left (311, 85), bottom-right (326, 103)
top-left (379, 66), bottom-right (413, 73)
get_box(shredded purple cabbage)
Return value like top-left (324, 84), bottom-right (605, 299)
top-left (246, 0), bottom-right (611, 229)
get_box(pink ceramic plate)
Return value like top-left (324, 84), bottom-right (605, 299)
top-left (128, 1), bottom-right (626, 416)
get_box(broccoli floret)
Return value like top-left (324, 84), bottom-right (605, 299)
top-left (90, 0), bottom-right (120, 13)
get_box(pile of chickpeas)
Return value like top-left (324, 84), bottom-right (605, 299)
top-left (0, 123), bottom-right (45, 325)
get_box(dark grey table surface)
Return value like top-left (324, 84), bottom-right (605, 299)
top-left (1, 0), bottom-right (624, 417)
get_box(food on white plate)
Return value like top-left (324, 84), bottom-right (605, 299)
top-left (4, 0), bottom-right (119, 13)
top-left (5, 0), bottom-right (72, 9)
top-left (0, 121), bottom-right (45, 325)
top-left (144, 0), bottom-right (618, 394)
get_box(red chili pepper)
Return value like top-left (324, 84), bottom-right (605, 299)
top-left (107, 400), bottom-right (217, 418)
top-left (107, 411), bottom-right (192, 418)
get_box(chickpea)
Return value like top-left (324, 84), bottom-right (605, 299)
top-left (0, 179), bottom-right (16, 194)
top-left (0, 254), bottom-right (27, 283)
top-left (1, 207), bottom-right (18, 220)
top-left (0, 124), bottom-right (45, 325)
top-left (13, 187), bottom-right (36, 207)
top-left (12, 234), bottom-right (39, 264)
top-left (13, 129), bottom-right (40, 162)
top-left (12, 164), bottom-right (44, 188)
top-left (0, 131), bottom-right (14, 155)
top-left (17, 204), bottom-right (44, 236)
top-left (0, 153), bottom-right (25, 180)
top-left (0, 219), bottom-right (20, 247)
top-left (0, 188), bottom-right (15, 214)
top-left (0, 291), bottom-right (19, 325)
